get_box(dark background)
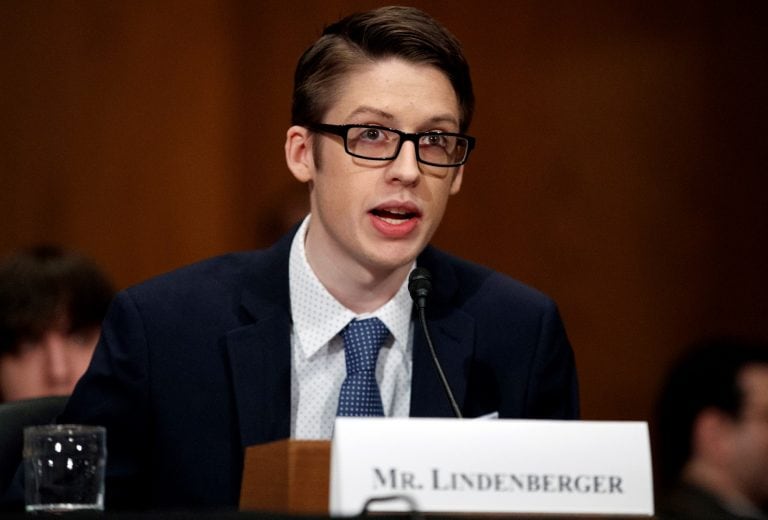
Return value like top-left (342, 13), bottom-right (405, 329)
top-left (2, 0), bottom-right (766, 424)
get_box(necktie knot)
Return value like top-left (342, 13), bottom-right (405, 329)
top-left (341, 317), bottom-right (390, 373)
top-left (337, 317), bottom-right (390, 417)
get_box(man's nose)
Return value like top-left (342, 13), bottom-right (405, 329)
top-left (41, 332), bottom-right (73, 385)
top-left (385, 140), bottom-right (422, 185)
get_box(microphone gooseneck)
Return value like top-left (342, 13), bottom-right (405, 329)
top-left (408, 268), bottom-right (463, 419)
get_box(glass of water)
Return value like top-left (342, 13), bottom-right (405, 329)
top-left (23, 424), bottom-right (106, 513)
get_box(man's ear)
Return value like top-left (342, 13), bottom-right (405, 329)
top-left (449, 165), bottom-right (464, 195)
top-left (285, 125), bottom-right (314, 183)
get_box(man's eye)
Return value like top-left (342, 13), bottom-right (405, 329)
top-left (69, 328), bottom-right (98, 347)
top-left (15, 340), bottom-right (40, 356)
top-left (362, 129), bottom-right (383, 141)
top-left (423, 134), bottom-right (447, 147)
top-left (69, 332), bottom-right (88, 345)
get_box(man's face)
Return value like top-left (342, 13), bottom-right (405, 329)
top-left (729, 364), bottom-right (768, 507)
top-left (287, 58), bottom-right (464, 283)
top-left (0, 326), bottom-right (99, 402)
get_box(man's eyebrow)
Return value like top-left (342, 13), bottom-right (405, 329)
top-left (346, 106), bottom-right (459, 128)
top-left (426, 115), bottom-right (460, 128)
top-left (347, 106), bottom-right (395, 120)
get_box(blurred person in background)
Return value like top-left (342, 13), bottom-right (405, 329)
top-left (0, 245), bottom-right (114, 402)
top-left (655, 337), bottom-right (768, 520)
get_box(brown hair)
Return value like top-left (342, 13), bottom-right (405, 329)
top-left (0, 245), bottom-right (114, 355)
top-left (291, 6), bottom-right (475, 133)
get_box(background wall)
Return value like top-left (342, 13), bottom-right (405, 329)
top-left (2, 0), bottom-right (766, 423)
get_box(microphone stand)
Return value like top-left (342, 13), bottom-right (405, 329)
top-left (415, 304), bottom-right (463, 419)
top-left (409, 267), bottom-right (463, 419)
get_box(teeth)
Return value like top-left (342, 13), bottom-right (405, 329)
top-left (372, 208), bottom-right (414, 224)
top-left (380, 216), bottom-right (408, 225)
top-left (374, 208), bottom-right (413, 219)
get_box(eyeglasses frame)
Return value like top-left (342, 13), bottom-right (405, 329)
top-left (307, 123), bottom-right (476, 167)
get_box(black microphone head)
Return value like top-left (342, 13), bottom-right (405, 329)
top-left (408, 267), bottom-right (432, 304)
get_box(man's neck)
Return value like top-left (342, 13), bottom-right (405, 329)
top-left (312, 259), bottom-right (410, 314)
top-left (303, 234), bottom-right (411, 315)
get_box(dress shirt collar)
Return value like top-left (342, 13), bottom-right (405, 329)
top-left (289, 216), bottom-right (413, 359)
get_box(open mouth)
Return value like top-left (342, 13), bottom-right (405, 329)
top-left (370, 208), bottom-right (418, 224)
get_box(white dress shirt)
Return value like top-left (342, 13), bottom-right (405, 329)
top-left (289, 216), bottom-right (414, 439)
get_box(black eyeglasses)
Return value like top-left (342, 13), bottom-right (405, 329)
top-left (308, 123), bottom-right (475, 167)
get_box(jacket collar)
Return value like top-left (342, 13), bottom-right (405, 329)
top-left (225, 232), bottom-right (476, 446)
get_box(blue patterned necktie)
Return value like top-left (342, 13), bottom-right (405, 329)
top-left (337, 317), bottom-right (390, 417)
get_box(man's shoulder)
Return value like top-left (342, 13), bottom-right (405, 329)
top-left (130, 227), bottom-right (295, 292)
top-left (420, 246), bottom-right (556, 312)
top-left (128, 250), bottom-right (264, 290)
top-left (120, 236), bottom-right (292, 309)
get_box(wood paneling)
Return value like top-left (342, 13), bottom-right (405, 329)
top-left (2, 0), bottom-right (766, 422)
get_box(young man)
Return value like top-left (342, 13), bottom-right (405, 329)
top-left (0, 245), bottom-right (114, 402)
top-left (656, 338), bottom-right (768, 520)
top-left (54, 6), bottom-right (578, 510)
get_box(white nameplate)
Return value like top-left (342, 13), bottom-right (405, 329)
top-left (329, 418), bottom-right (654, 516)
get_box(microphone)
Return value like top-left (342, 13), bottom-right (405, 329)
top-left (408, 267), bottom-right (432, 310)
top-left (408, 267), bottom-right (463, 419)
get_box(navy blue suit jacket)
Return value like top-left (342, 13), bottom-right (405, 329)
top-left (59, 229), bottom-right (579, 510)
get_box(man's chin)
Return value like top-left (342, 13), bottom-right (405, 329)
top-left (364, 249), bottom-right (420, 277)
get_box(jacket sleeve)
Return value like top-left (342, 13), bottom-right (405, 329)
top-left (524, 300), bottom-right (580, 419)
top-left (59, 289), bottom-right (152, 509)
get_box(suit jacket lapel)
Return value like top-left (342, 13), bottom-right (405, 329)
top-left (410, 246), bottom-right (475, 417)
top-left (223, 233), bottom-right (476, 435)
top-left (410, 309), bottom-right (474, 417)
top-left (226, 310), bottom-right (291, 447)
top-left (225, 231), bottom-right (295, 447)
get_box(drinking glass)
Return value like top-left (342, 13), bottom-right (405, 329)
top-left (23, 424), bottom-right (106, 513)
